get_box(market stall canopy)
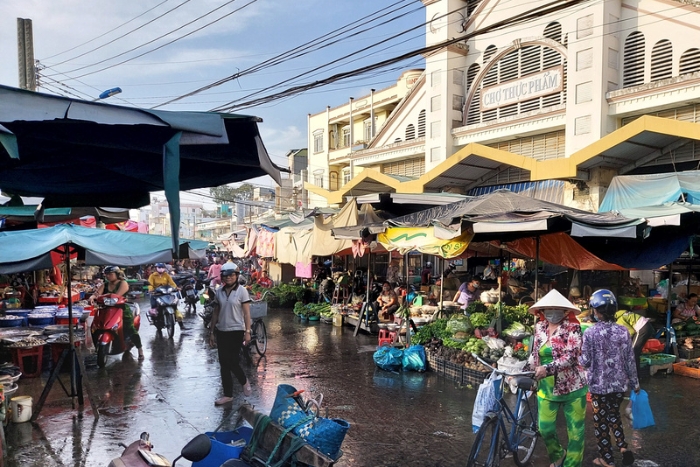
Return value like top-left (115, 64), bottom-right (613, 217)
top-left (0, 205), bottom-right (129, 226)
top-left (599, 170), bottom-right (700, 212)
top-left (331, 203), bottom-right (387, 240)
top-left (387, 190), bottom-right (644, 239)
top-left (0, 85), bottom-right (282, 253)
top-left (0, 224), bottom-right (208, 273)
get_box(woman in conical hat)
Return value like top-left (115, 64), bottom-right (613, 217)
top-left (525, 289), bottom-right (587, 467)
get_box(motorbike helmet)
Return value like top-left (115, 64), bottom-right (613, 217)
top-left (589, 289), bottom-right (617, 319)
top-left (103, 265), bottom-right (121, 276)
top-left (425, 262), bottom-right (432, 268)
top-left (155, 262), bottom-right (166, 271)
top-left (220, 262), bottom-right (240, 278)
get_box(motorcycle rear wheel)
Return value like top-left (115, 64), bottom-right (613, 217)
top-left (166, 314), bottom-right (175, 339)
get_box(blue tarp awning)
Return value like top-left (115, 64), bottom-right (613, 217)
top-left (0, 224), bottom-right (208, 273)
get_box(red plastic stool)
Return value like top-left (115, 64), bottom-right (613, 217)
top-left (378, 330), bottom-right (398, 347)
top-left (11, 344), bottom-right (44, 378)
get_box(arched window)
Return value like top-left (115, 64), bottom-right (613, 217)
top-left (329, 171), bottom-right (339, 191)
top-left (680, 48), bottom-right (700, 75)
top-left (394, 138), bottom-right (402, 144)
top-left (483, 45), bottom-right (497, 64)
top-left (405, 124), bottom-right (416, 140)
top-left (466, 63), bottom-right (480, 90)
top-left (651, 40), bottom-right (673, 81)
top-left (623, 31), bottom-right (645, 88)
top-left (417, 110), bottom-right (426, 137)
top-left (543, 22), bottom-right (562, 43)
top-left (483, 45), bottom-right (498, 87)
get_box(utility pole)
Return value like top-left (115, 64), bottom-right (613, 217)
top-left (17, 18), bottom-right (36, 91)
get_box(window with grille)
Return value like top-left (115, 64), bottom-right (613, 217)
top-left (543, 22), bottom-right (562, 43)
top-left (364, 120), bottom-right (372, 142)
top-left (313, 170), bottom-right (324, 188)
top-left (465, 44), bottom-right (566, 125)
top-left (313, 130), bottom-right (323, 153)
top-left (651, 40), bottom-right (673, 81)
top-left (406, 124), bottom-right (416, 140)
top-left (488, 130), bottom-right (566, 161)
top-left (417, 110), bottom-right (426, 137)
top-left (329, 130), bottom-right (337, 149)
top-left (342, 168), bottom-right (351, 186)
top-left (383, 158), bottom-right (425, 178)
top-left (342, 127), bottom-right (351, 148)
top-left (623, 32), bottom-right (645, 88)
top-left (680, 48), bottom-right (700, 75)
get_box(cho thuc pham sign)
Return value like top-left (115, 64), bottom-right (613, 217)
top-left (480, 66), bottom-right (563, 111)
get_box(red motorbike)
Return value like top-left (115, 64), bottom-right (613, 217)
top-left (92, 294), bottom-right (141, 368)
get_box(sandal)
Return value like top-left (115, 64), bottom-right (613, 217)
top-left (622, 449), bottom-right (635, 466)
top-left (593, 458), bottom-right (615, 467)
top-left (550, 450), bottom-right (566, 467)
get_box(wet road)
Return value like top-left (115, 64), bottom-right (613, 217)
top-left (5, 303), bottom-right (700, 466)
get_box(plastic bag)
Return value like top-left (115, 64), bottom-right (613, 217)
top-left (402, 345), bottom-right (426, 372)
top-left (472, 372), bottom-right (501, 433)
top-left (482, 336), bottom-right (506, 350)
top-left (373, 344), bottom-right (403, 371)
top-left (630, 389), bottom-right (655, 429)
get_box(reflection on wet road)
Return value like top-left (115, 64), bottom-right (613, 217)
top-left (4, 303), bottom-right (700, 466)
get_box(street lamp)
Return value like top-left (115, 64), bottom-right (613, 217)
top-left (92, 87), bottom-right (122, 102)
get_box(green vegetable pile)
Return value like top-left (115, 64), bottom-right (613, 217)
top-left (292, 301), bottom-right (331, 317)
top-left (469, 312), bottom-right (491, 328)
top-left (464, 337), bottom-right (487, 354)
top-left (268, 284), bottom-right (306, 308)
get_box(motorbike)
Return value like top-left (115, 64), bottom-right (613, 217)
top-left (147, 285), bottom-right (179, 339)
top-left (198, 278), bottom-right (217, 328)
top-left (92, 294), bottom-right (141, 368)
top-left (178, 275), bottom-right (199, 314)
top-left (108, 431), bottom-right (211, 467)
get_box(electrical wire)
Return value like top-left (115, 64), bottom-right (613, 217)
top-left (211, 0), bottom-right (595, 112)
top-left (151, 0), bottom-right (418, 108)
top-left (41, 0), bottom-right (177, 63)
top-left (51, 0), bottom-right (257, 80)
top-left (38, 63), bottom-right (140, 107)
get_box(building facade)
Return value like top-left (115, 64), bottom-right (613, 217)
top-left (305, 0), bottom-right (700, 210)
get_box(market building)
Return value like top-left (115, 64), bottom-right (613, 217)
top-left (304, 0), bottom-right (700, 211)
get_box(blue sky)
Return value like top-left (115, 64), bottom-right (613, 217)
top-left (0, 0), bottom-right (426, 207)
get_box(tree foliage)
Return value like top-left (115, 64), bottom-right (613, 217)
top-left (210, 183), bottom-right (254, 203)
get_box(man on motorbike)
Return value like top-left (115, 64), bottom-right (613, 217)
top-left (148, 263), bottom-right (184, 329)
top-left (91, 266), bottom-right (144, 360)
top-left (209, 262), bottom-right (253, 405)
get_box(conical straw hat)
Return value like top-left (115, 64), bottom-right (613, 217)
top-left (529, 289), bottom-right (579, 312)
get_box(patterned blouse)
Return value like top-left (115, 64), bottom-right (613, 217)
top-left (580, 321), bottom-right (638, 395)
top-left (525, 319), bottom-right (587, 397)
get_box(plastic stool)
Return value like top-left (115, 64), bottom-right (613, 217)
top-left (378, 330), bottom-right (398, 347)
top-left (11, 344), bottom-right (44, 378)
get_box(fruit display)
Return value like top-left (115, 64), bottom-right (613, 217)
top-left (686, 359), bottom-right (700, 369)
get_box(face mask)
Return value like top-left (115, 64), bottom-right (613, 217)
top-left (156, 268), bottom-right (165, 273)
top-left (544, 309), bottom-right (566, 324)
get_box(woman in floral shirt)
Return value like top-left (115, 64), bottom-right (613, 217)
top-left (525, 290), bottom-right (587, 467)
top-left (581, 289), bottom-right (639, 467)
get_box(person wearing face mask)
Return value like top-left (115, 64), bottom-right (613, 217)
top-left (525, 289), bottom-right (587, 467)
top-left (581, 289), bottom-right (638, 467)
top-left (372, 281), bottom-right (399, 321)
top-left (148, 263), bottom-right (185, 329)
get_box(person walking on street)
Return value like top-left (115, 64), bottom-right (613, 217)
top-left (581, 289), bottom-right (639, 467)
top-left (525, 289), bottom-right (587, 467)
top-left (209, 262), bottom-right (253, 405)
top-left (207, 258), bottom-right (222, 287)
top-left (148, 263), bottom-right (185, 329)
top-left (615, 308), bottom-right (654, 375)
top-left (91, 266), bottom-right (144, 360)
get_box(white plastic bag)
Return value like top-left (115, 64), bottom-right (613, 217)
top-left (472, 371), bottom-right (501, 433)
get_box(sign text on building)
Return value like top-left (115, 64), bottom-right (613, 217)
top-left (480, 66), bottom-right (563, 111)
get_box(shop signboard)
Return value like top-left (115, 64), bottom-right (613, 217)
top-left (480, 66), bottom-right (563, 111)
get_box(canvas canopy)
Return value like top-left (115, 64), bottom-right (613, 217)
top-left (0, 224), bottom-right (207, 273)
top-left (0, 85), bottom-right (282, 253)
top-left (599, 170), bottom-right (700, 212)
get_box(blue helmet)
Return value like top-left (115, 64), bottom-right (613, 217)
top-left (589, 289), bottom-right (617, 317)
top-left (155, 262), bottom-right (166, 269)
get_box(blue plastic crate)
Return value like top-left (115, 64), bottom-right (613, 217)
top-left (192, 427), bottom-right (253, 467)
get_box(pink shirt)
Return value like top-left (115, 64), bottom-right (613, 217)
top-left (207, 263), bottom-right (222, 279)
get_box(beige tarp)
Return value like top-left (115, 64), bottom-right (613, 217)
top-left (310, 199), bottom-right (358, 257)
top-left (275, 225), bottom-right (313, 265)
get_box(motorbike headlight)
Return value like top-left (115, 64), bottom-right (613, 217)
top-left (103, 297), bottom-right (118, 306)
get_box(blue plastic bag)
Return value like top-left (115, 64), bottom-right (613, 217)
top-left (472, 372), bottom-right (501, 433)
top-left (402, 345), bottom-right (426, 372)
top-left (373, 344), bottom-right (403, 371)
top-left (630, 389), bottom-right (655, 429)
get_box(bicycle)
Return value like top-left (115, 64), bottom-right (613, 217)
top-left (242, 291), bottom-right (270, 361)
top-left (467, 355), bottom-right (539, 467)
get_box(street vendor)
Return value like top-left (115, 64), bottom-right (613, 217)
top-left (615, 309), bottom-right (654, 374)
top-left (91, 266), bottom-right (144, 360)
top-left (256, 270), bottom-right (273, 289)
top-left (421, 262), bottom-right (433, 285)
top-left (673, 293), bottom-right (700, 323)
top-left (453, 277), bottom-right (480, 311)
top-left (371, 281), bottom-right (399, 321)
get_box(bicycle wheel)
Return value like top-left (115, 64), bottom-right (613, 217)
top-left (253, 320), bottom-right (267, 355)
top-left (467, 416), bottom-right (500, 467)
top-left (512, 393), bottom-right (538, 467)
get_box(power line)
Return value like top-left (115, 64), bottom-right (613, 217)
top-left (38, 63), bottom-right (140, 107)
top-left (151, 0), bottom-right (418, 108)
top-left (41, 0), bottom-right (176, 62)
top-left (211, 0), bottom-right (595, 112)
top-left (51, 0), bottom-right (258, 81)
